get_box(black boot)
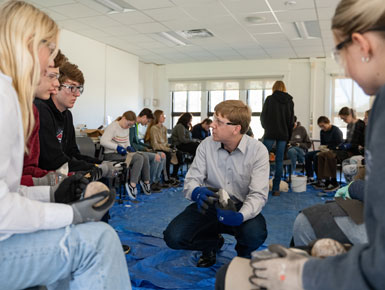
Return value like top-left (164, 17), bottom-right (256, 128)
top-left (197, 235), bottom-right (224, 267)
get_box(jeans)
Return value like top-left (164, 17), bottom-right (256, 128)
top-left (163, 203), bottom-right (267, 258)
top-left (293, 212), bottom-right (368, 246)
top-left (145, 152), bottom-right (165, 183)
top-left (287, 146), bottom-right (305, 172)
top-left (0, 222), bottom-right (131, 290)
top-left (263, 139), bottom-right (287, 192)
top-left (305, 150), bottom-right (319, 178)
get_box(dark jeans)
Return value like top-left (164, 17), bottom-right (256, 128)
top-left (263, 139), bottom-right (287, 191)
top-left (163, 203), bottom-right (267, 258)
top-left (176, 142), bottom-right (199, 157)
top-left (215, 263), bottom-right (229, 290)
top-left (305, 150), bottom-right (320, 178)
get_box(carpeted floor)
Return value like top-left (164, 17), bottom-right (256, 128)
top-left (109, 176), bottom-right (337, 290)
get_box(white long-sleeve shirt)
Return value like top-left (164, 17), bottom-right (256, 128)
top-left (183, 135), bottom-right (269, 221)
top-left (0, 72), bottom-right (73, 241)
top-left (100, 121), bottom-right (130, 154)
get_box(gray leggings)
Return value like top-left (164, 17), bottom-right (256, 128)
top-left (103, 153), bottom-right (150, 184)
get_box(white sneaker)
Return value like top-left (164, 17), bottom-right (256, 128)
top-left (125, 183), bottom-right (137, 200)
top-left (140, 180), bottom-right (151, 195)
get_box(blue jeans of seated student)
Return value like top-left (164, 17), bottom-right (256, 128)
top-left (163, 203), bottom-right (267, 258)
top-left (263, 139), bottom-right (287, 192)
top-left (287, 146), bottom-right (305, 172)
top-left (145, 152), bottom-right (164, 183)
top-left (0, 222), bottom-right (131, 290)
top-left (305, 150), bottom-right (320, 178)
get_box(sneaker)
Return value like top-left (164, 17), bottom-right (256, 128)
top-left (307, 177), bottom-right (315, 184)
top-left (323, 183), bottom-right (340, 192)
top-left (122, 244), bottom-right (131, 254)
top-left (125, 183), bottom-right (137, 200)
top-left (150, 183), bottom-right (162, 192)
top-left (158, 182), bottom-right (170, 188)
top-left (312, 181), bottom-right (326, 190)
top-left (139, 180), bottom-right (151, 195)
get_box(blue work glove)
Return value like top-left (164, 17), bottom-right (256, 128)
top-left (191, 187), bottom-right (219, 214)
top-left (216, 207), bottom-right (244, 226)
top-left (337, 143), bottom-right (352, 150)
top-left (116, 145), bottom-right (127, 155)
top-left (126, 146), bottom-right (136, 152)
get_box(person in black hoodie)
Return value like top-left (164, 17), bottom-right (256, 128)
top-left (260, 80), bottom-right (294, 196)
top-left (35, 62), bottom-right (100, 173)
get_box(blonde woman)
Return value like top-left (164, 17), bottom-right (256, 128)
top-left (0, 1), bottom-right (130, 289)
top-left (145, 110), bottom-right (182, 184)
top-left (218, 0), bottom-right (385, 289)
top-left (101, 110), bottom-right (151, 198)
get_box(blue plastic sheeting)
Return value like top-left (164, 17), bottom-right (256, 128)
top-left (109, 181), bottom-right (332, 289)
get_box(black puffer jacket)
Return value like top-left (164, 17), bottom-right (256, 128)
top-left (260, 90), bottom-right (295, 141)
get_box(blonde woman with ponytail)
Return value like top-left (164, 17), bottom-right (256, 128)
top-left (217, 0), bottom-right (385, 289)
top-left (0, 2), bottom-right (130, 289)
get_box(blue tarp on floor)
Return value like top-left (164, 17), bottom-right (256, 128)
top-left (109, 181), bottom-right (336, 290)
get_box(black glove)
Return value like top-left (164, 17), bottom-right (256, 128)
top-left (82, 166), bottom-right (103, 181)
top-left (50, 172), bottom-right (89, 203)
top-left (71, 189), bottom-right (116, 224)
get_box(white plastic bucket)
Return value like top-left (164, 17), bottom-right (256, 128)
top-left (291, 175), bottom-right (307, 192)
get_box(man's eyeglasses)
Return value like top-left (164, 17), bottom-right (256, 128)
top-left (45, 72), bottom-right (60, 80)
top-left (332, 26), bottom-right (385, 63)
top-left (213, 116), bottom-right (237, 126)
top-left (60, 84), bottom-right (84, 95)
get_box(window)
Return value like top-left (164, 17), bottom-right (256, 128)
top-left (208, 90), bottom-right (240, 114)
top-left (246, 79), bottom-right (275, 139)
top-left (332, 77), bottom-right (371, 138)
top-left (171, 90), bottom-right (201, 127)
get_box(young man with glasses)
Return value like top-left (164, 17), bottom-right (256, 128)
top-left (35, 61), bottom-right (101, 173)
top-left (164, 100), bottom-right (269, 268)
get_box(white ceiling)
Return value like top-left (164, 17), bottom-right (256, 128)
top-left (6, 0), bottom-right (339, 64)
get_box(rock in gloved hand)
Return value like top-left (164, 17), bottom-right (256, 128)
top-left (310, 238), bottom-right (347, 258)
top-left (71, 182), bottom-right (116, 224)
top-left (217, 188), bottom-right (237, 211)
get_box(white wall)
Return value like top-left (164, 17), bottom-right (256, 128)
top-left (59, 29), bottom-right (141, 129)
top-left (139, 57), bottom-right (344, 138)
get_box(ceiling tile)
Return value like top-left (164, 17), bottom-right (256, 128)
top-left (130, 22), bottom-right (168, 33)
top-left (28, 0), bottom-right (76, 7)
top-left (317, 7), bottom-right (335, 21)
top-left (77, 0), bottom-right (110, 14)
top-left (108, 11), bottom-right (154, 25)
top-left (99, 25), bottom-right (138, 36)
top-left (181, 2), bottom-right (229, 20)
top-left (79, 15), bottom-right (121, 29)
top-left (143, 7), bottom-right (190, 22)
top-left (50, 3), bottom-right (101, 18)
top-left (247, 23), bottom-right (282, 34)
top-left (275, 9), bottom-right (317, 22)
top-left (315, 0), bottom-right (339, 9)
top-left (237, 11), bottom-right (277, 26)
top-left (58, 19), bottom-right (93, 31)
top-left (41, 8), bottom-right (68, 21)
top-left (268, 0), bottom-right (315, 11)
top-left (124, 0), bottom-right (174, 10)
top-left (221, 0), bottom-right (270, 13)
top-left (78, 28), bottom-right (111, 39)
top-left (162, 19), bottom-right (201, 31)
top-left (290, 38), bottom-right (323, 47)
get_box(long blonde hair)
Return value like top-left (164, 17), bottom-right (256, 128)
top-left (0, 1), bottom-right (59, 152)
top-left (332, 0), bottom-right (385, 39)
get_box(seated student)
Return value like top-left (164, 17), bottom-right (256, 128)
top-left (305, 116), bottom-right (343, 184)
top-left (287, 116), bottom-right (311, 173)
top-left (171, 112), bottom-right (200, 157)
top-left (191, 118), bottom-right (212, 140)
top-left (21, 50), bottom-right (67, 186)
top-left (0, 2), bottom-right (130, 289)
top-left (293, 179), bottom-right (367, 247)
top-left (101, 111), bottom-right (151, 199)
top-left (316, 107), bottom-right (365, 192)
top-left (130, 108), bottom-right (167, 192)
top-left (145, 110), bottom-right (182, 183)
top-left (164, 100), bottom-right (268, 268)
top-left (342, 109), bottom-right (370, 183)
top-left (35, 61), bottom-right (105, 179)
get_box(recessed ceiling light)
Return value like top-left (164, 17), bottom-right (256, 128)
top-left (245, 16), bottom-right (266, 24)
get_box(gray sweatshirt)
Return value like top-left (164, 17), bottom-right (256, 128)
top-left (302, 84), bottom-right (385, 290)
